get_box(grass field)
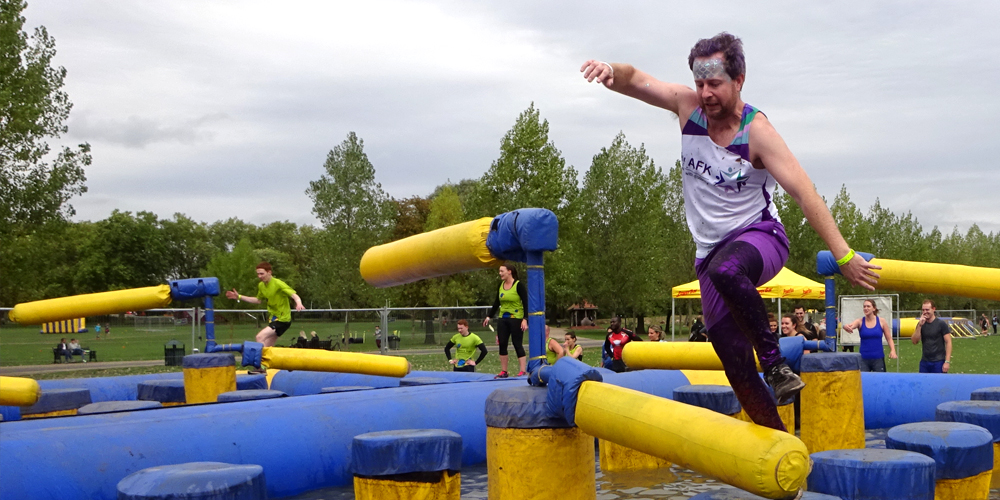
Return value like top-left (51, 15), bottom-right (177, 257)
top-left (4, 318), bottom-right (998, 378)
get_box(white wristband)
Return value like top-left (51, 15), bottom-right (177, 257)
top-left (600, 61), bottom-right (613, 78)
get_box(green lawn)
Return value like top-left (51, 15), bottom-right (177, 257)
top-left (0, 318), bottom-right (505, 366)
top-left (5, 317), bottom-right (998, 378)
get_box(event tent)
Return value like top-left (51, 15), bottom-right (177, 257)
top-left (669, 267), bottom-right (826, 339)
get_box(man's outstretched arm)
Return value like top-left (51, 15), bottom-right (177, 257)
top-left (581, 60), bottom-right (698, 116)
top-left (750, 114), bottom-right (882, 290)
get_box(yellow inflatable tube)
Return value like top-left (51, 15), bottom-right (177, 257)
top-left (574, 381), bottom-right (809, 499)
top-left (872, 258), bottom-right (1000, 302)
top-left (360, 218), bottom-right (501, 288)
top-left (9, 285), bottom-right (172, 325)
top-left (0, 376), bottom-right (41, 406)
top-left (623, 342), bottom-right (761, 372)
top-left (262, 347), bottom-right (410, 378)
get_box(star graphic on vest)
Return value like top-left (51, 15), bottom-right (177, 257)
top-left (714, 166), bottom-right (749, 193)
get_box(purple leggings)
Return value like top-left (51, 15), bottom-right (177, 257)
top-left (696, 224), bottom-right (789, 431)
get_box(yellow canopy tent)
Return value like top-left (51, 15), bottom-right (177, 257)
top-left (670, 267), bottom-right (826, 339)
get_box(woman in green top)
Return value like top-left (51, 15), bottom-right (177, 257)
top-left (483, 263), bottom-right (527, 378)
top-left (225, 262), bottom-right (304, 349)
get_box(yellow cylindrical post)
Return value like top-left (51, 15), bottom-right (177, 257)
top-left (261, 347), bottom-right (409, 378)
top-left (885, 422), bottom-right (995, 500)
top-left (0, 376), bottom-right (40, 407)
top-left (486, 386), bottom-right (595, 500)
top-left (183, 353), bottom-right (236, 404)
top-left (871, 258), bottom-right (1000, 302)
top-left (624, 342), bottom-right (761, 371)
top-left (598, 440), bottom-right (672, 473)
top-left (360, 218), bottom-right (501, 288)
top-left (800, 353), bottom-right (865, 454)
top-left (993, 443), bottom-right (1000, 489)
top-left (352, 429), bottom-right (462, 500)
top-left (574, 381), bottom-right (809, 499)
top-left (9, 285), bottom-right (172, 325)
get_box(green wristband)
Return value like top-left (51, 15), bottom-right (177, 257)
top-left (836, 249), bottom-right (856, 267)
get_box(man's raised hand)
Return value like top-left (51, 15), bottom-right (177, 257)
top-left (840, 254), bottom-right (881, 291)
top-left (581, 60), bottom-right (614, 87)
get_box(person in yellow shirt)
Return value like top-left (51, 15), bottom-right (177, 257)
top-left (226, 261), bottom-right (304, 348)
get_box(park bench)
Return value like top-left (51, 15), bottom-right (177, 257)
top-left (52, 347), bottom-right (97, 364)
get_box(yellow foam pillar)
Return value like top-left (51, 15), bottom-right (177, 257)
top-left (0, 376), bottom-right (40, 406)
top-left (8, 285), bottom-right (172, 325)
top-left (575, 381), bottom-right (809, 499)
top-left (261, 347), bottom-right (409, 378)
top-left (360, 218), bottom-right (501, 288)
top-left (871, 258), bottom-right (1000, 301)
top-left (183, 353), bottom-right (236, 404)
top-left (598, 439), bottom-right (672, 473)
top-left (486, 387), bottom-right (595, 500)
top-left (993, 443), bottom-right (1000, 489)
top-left (352, 429), bottom-right (462, 500)
top-left (624, 342), bottom-right (761, 371)
top-left (800, 353), bottom-right (865, 454)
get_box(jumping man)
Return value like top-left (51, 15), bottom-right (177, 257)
top-left (581, 33), bottom-right (879, 432)
top-left (226, 261), bottom-right (305, 348)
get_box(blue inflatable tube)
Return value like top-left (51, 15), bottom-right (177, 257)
top-left (269, 369), bottom-right (495, 396)
top-left (861, 372), bottom-right (1000, 428)
top-left (38, 373), bottom-right (182, 402)
top-left (0, 379), bottom-right (523, 500)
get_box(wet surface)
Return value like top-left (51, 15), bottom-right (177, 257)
top-left (282, 429), bottom-right (1000, 499)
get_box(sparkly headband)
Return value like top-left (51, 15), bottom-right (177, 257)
top-left (692, 58), bottom-right (730, 81)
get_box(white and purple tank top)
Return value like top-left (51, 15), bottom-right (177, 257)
top-left (681, 103), bottom-right (781, 258)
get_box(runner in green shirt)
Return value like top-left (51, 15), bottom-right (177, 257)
top-left (225, 261), bottom-right (304, 348)
top-left (445, 320), bottom-right (488, 372)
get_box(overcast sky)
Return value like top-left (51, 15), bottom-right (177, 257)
top-left (25, 1), bottom-right (1000, 235)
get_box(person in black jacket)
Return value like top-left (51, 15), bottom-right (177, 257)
top-left (483, 263), bottom-right (527, 378)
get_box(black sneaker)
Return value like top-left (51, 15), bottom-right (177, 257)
top-left (765, 363), bottom-right (805, 405)
top-left (247, 368), bottom-right (267, 375)
top-left (494, 371), bottom-right (509, 379)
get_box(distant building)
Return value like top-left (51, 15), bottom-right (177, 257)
top-left (567, 301), bottom-right (599, 327)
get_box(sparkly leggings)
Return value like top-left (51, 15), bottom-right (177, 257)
top-left (698, 231), bottom-right (788, 431)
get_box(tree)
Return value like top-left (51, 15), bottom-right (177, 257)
top-left (577, 133), bottom-right (671, 323)
top-left (0, 1), bottom-right (89, 235)
top-left (466, 104), bottom-right (581, 311)
top-left (73, 210), bottom-right (171, 293)
top-left (305, 132), bottom-right (394, 307)
top-left (204, 238), bottom-right (260, 309)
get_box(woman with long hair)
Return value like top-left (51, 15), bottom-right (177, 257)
top-left (842, 299), bottom-right (897, 372)
top-left (483, 262), bottom-right (528, 378)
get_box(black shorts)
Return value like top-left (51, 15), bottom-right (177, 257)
top-left (269, 320), bottom-right (292, 337)
top-left (453, 365), bottom-right (476, 372)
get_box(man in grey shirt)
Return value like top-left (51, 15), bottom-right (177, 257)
top-left (911, 299), bottom-right (952, 373)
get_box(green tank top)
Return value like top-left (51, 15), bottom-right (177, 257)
top-left (546, 340), bottom-right (559, 364)
top-left (498, 280), bottom-right (524, 319)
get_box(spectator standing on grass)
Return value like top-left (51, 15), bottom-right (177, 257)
top-left (993, 314), bottom-right (998, 335)
top-left (649, 324), bottom-right (667, 342)
top-left (375, 326), bottom-right (382, 349)
top-left (912, 299), bottom-right (952, 373)
top-left (688, 317), bottom-right (707, 342)
top-left (981, 314), bottom-right (990, 336)
top-left (794, 306), bottom-right (819, 339)
top-left (842, 299), bottom-right (896, 372)
top-left (445, 320), bottom-right (487, 372)
top-left (603, 316), bottom-right (642, 373)
top-left (483, 262), bottom-right (528, 378)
